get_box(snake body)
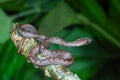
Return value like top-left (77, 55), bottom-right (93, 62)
top-left (13, 24), bottom-right (91, 67)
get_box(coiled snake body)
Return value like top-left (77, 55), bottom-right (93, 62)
top-left (10, 24), bottom-right (91, 67)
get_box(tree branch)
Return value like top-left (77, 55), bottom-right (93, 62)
top-left (10, 23), bottom-right (81, 80)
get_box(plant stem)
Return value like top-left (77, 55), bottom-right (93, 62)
top-left (77, 14), bottom-right (120, 48)
top-left (11, 7), bottom-right (41, 20)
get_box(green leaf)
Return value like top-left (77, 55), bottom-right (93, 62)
top-left (81, 0), bottom-right (120, 41)
top-left (0, 39), bottom-right (25, 80)
top-left (0, 0), bottom-right (26, 11)
top-left (0, 0), bottom-right (10, 3)
top-left (110, 0), bottom-right (120, 13)
top-left (1, 47), bottom-right (25, 80)
top-left (82, 0), bottom-right (107, 25)
top-left (0, 9), bottom-right (12, 43)
top-left (109, 0), bottom-right (120, 29)
top-left (38, 1), bottom-right (79, 36)
top-left (70, 60), bottom-right (104, 80)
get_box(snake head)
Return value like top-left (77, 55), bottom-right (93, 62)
top-left (10, 23), bottom-right (37, 56)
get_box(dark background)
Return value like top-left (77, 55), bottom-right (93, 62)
top-left (0, 0), bottom-right (120, 80)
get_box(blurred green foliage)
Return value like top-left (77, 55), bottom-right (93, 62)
top-left (0, 0), bottom-right (120, 80)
